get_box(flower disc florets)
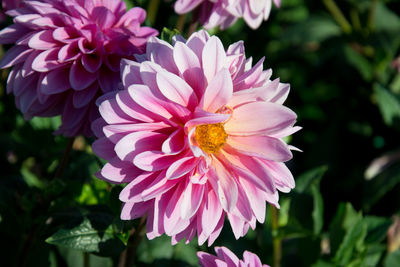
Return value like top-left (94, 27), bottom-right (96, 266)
top-left (92, 30), bottom-right (300, 245)
top-left (0, 0), bottom-right (157, 136)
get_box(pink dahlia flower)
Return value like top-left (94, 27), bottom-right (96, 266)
top-left (174, 0), bottom-right (281, 30)
top-left (198, 246), bottom-right (270, 267)
top-left (0, 0), bottom-right (157, 136)
top-left (93, 30), bottom-right (299, 245)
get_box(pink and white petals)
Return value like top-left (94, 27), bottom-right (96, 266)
top-left (0, 0), bottom-right (158, 137)
top-left (198, 246), bottom-right (270, 267)
top-left (93, 30), bottom-right (299, 246)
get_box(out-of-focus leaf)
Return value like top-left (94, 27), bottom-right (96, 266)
top-left (364, 216), bottom-right (392, 244)
top-left (385, 249), bottom-right (400, 267)
top-left (360, 244), bottom-right (386, 267)
top-left (282, 15), bottom-right (341, 44)
top-left (374, 2), bottom-right (400, 33)
top-left (311, 184), bottom-right (323, 235)
top-left (294, 165), bottom-right (328, 193)
top-left (329, 203), bottom-right (361, 255)
top-left (160, 27), bottom-right (181, 44)
top-left (138, 235), bottom-right (174, 263)
top-left (343, 45), bottom-right (373, 81)
top-left (374, 84), bottom-right (400, 127)
top-left (333, 218), bottom-right (367, 266)
top-left (363, 163), bottom-right (400, 211)
top-left (57, 246), bottom-right (113, 267)
top-left (123, 0), bottom-right (134, 10)
top-left (312, 260), bottom-right (334, 267)
top-left (29, 116), bottom-right (61, 131)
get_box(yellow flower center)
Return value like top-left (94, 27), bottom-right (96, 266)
top-left (195, 123), bottom-right (228, 154)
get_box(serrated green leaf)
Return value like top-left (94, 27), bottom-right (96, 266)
top-left (46, 217), bottom-right (124, 256)
top-left (374, 84), bottom-right (400, 127)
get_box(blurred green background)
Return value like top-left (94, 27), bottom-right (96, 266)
top-left (1, 0), bottom-right (400, 266)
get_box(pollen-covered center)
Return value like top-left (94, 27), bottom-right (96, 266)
top-left (195, 123), bottom-right (228, 153)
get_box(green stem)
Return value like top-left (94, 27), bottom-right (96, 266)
top-left (271, 206), bottom-right (281, 267)
top-left (118, 216), bottom-right (147, 267)
top-left (147, 0), bottom-right (160, 26)
top-left (322, 0), bottom-right (352, 34)
top-left (349, 8), bottom-right (361, 32)
top-left (367, 0), bottom-right (378, 31)
top-left (83, 252), bottom-right (90, 267)
top-left (176, 14), bottom-right (187, 33)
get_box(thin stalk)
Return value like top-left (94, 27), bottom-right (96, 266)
top-left (54, 137), bottom-right (75, 179)
top-left (118, 216), bottom-right (147, 267)
top-left (349, 8), bottom-right (361, 32)
top-left (322, 0), bottom-right (352, 34)
top-left (367, 0), bottom-right (378, 31)
top-left (176, 14), bottom-right (187, 33)
top-left (83, 252), bottom-right (90, 267)
top-left (187, 20), bottom-right (198, 38)
top-left (147, 0), bottom-right (160, 26)
top-left (271, 206), bottom-right (281, 267)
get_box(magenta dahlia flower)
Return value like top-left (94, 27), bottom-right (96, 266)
top-left (198, 246), bottom-right (270, 267)
top-left (0, 0), bottom-right (157, 136)
top-left (174, 0), bottom-right (281, 30)
top-left (92, 30), bottom-right (299, 245)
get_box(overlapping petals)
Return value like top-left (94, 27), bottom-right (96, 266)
top-left (198, 246), bottom-right (270, 267)
top-left (174, 0), bottom-right (282, 30)
top-left (93, 30), bottom-right (299, 245)
top-left (0, 0), bottom-right (157, 136)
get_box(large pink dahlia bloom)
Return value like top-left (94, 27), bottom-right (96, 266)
top-left (0, 0), bottom-right (157, 136)
top-left (174, 0), bottom-right (281, 30)
top-left (93, 30), bottom-right (299, 245)
top-left (198, 246), bottom-right (269, 267)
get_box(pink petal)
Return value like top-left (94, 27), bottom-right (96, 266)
top-left (32, 48), bottom-right (63, 72)
top-left (202, 36), bottom-right (227, 83)
top-left (28, 30), bottom-right (58, 50)
top-left (200, 68), bottom-right (233, 113)
top-left (91, 6), bottom-right (116, 29)
top-left (224, 102), bottom-right (297, 136)
top-left (166, 156), bottom-right (198, 179)
top-left (39, 67), bottom-right (70, 95)
top-left (58, 40), bottom-right (80, 62)
top-left (92, 137), bottom-right (114, 161)
top-left (200, 185), bottom-right (223, 236)
top-left (72, 83), bottom-right (98, 108)
top-left (115, 131), bottom-right (166, 162)
top-left (215, 246), bottom-right (240, 266)
top-left (173, 40), bottom-right (205, 96)
top-left (156, 71), bottom-right (198, 108)
top-left (0, 24), bottom-right (30, 44)
top-left (69, 60), bottom-right (97, 90)
top-left (212, 158), bottom-right (238, 212)
top-left (162, 128), bottom-right (186, 155)
top-left (134, 151), bottom-right (183, 172)
top-left (99, 157), bottom-right (143, 184)
top-left (0, 45), bottom-right (31, 68)
top-left (119, 172), bottom-right (158, 202)
top-left (81, 52), bottom-right (102, 73)
top-left (180, 182), bottom-right (204, 219)
top-left (227, 135), bottom-right (292, 162)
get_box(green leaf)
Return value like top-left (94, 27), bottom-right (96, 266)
top-left (385, 249), bottom-right (400, 267)
top-left (294, 165), bottom-right (328, 193)
top-left (334, 218), bottom-right (367, 266)
top-left (374, 84), bottom-right (400, 127)
top-left (374, 2), bottom-right (400, 33)
top-left (160, 28), bottom-right (181, 44)
top-left (343, 45), bottom-right (373, 82)
top-left (363, 163), bottom-right (400, 211)
top-left (282, 15), bottom-right (341, 44)
top-left (311, 184), bottom-right (324, 235)
top-left (364, 216), bottom-right (392, 244)
top-left (46, 215), bottom-right (125, 256)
